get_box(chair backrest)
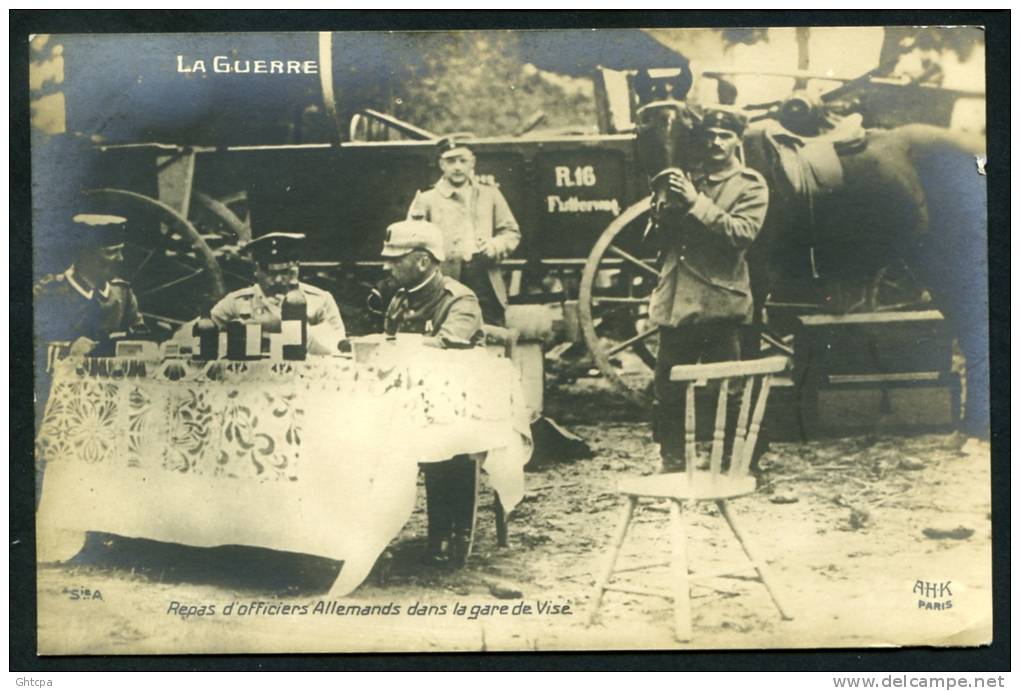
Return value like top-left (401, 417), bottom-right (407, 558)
top-left (480, 325), bottom-right (520, 359)
top-left (668, 355), bottom-right (789, 482)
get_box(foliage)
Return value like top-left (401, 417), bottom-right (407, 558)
top-left (720, 28), bottom-right (770, 47)
top-left (374, 32), bottom-right (598, 138)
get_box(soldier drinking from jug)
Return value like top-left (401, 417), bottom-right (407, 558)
top-left (649, 106), bottom-right (769, 473)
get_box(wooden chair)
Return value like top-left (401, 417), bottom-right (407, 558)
top-left (585, 355), bottom-right (793, 642)
top-left (462, 325), bottom-right (520, 555)
top-left (423, 326), bottom-right (518, 566)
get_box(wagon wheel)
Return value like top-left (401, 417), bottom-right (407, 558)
top-left (191, 190), bottom-right (251, 246)
top-left (866, 260), bottom-right (931, 312)
top-left (579, 197), bottom-right (659, 407)
top-left (85, 188), bottom-right (227, 333)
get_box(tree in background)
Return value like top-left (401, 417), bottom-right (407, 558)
top-left (336, 31), bottom-right (598, 139)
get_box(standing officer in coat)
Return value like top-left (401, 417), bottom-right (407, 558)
top-left (380, 219), bottom-right (484, 565)
top-left (208, 232), bottom-right (346, 355)
top-left (407, 136), bottom-right (520, 326)
top-left (649, 106), bottom-right (770, 473)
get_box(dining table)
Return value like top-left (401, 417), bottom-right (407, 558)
top-left (35, 337), bottom-right (532, 596)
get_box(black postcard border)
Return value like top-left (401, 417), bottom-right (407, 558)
top-left (9, 9), bottom-right (1010, 672)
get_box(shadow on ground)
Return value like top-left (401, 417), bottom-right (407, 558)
top-left (69, 532), bottom-right (342, 596)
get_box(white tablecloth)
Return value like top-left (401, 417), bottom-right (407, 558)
top-left (35, 345), bottom-right (532, 595)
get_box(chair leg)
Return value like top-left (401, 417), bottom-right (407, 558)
top-left (669, 499), bottom-right (693, 642)
top-left (585, 496), bottom-right (637, 627)
top-left (716, 499), bottom-right (793, 621)
top-left (465, 457), bottom-right (482, 559)
top-left (494, 491), bottom-right (508, 548)
top-left (423, 465), bottom-right (450, 558)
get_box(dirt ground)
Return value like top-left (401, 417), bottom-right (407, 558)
top-left (36, 378), bottom-right (993, 654)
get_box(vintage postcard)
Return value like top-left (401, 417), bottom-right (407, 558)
top-left (29, 26), bottom-right (992, 654)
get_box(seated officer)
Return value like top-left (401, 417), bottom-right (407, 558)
top-left (380, 219), bottom-right (483, 565)
top-left (33, 212), bottom-right (146, 502)
top-left (380, 220), bottom-right (483, 349)
top-left (34, 213), bottom-right (146, 358)
top-left (210, 232), bottom-right (346, 354)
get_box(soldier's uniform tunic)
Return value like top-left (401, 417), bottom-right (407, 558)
top-left (383, 271), bottom-right (483, 348)
top-left (408, 177), bottom-right (520, 326)
top-left (33, 266), bottom-right (145, 349)
top-left (33, 267), bottom-right (145, 502)
top-left (650, 164), bottom-right (769, 462)
top-left (210, 282), bottom-right (346, 355)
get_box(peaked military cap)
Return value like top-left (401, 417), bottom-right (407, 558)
top-left (437, 134), bottom-right (473, 160)
top-left (72, 213), bottom-right (128, 248)
top-left (243, 232), bottom-right (305, 265)
top-left (700, 105), bottom-right (749, 137)
top-left (381, 220), bottom-right (446, 262)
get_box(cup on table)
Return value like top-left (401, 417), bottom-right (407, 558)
top-left (350, 334), bottom-right (385, 364)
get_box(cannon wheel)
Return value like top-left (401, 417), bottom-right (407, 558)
top-left (579, 197), bottom-right (659, 408)
top-left (85, 188), bottom-right (227, 330)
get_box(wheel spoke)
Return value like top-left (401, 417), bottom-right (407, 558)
top-left (222, 268), bottom-right (254, 285)
top-left (606, 245), bottom-right (660, 279)
top-left (137, 268), bottom-right (206, 297)
top-left (592, 295), bottom-right (651, 304)
top-left (128, 246), bottom-right (158, 282)
top-left (159, 253), bottom-right (206, 276)
top-left (605, 326), bottom-right (659, 358)
top-left (140, 311), bottom-right (187, 326)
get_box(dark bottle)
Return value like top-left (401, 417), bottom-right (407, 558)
top-left (193, 317), bottom-right (219, 360)
top-left (226, 320), bottom-right (248, 360)
top-left (281, 285), bottom-right (308, 360)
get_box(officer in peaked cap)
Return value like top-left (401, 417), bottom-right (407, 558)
top-left (407, 134), bottom-right (520, 327)
top-left (379, 218), bottom-right (483, 566)
top-left (244, 231), bottom-right (305, 265)
top-left (648, 102), bottom-right (769, 474)
top-left (436, 134), bottom-right (473, 161)
top-left (208, 231), bottom-right (346, 354)
top-left (699, 104), bottom-right (749, 138)
top-left (33, 212), bottom-right (146, 358)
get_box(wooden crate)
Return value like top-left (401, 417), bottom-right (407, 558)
top-left (793, 310), bottom-right (951, 378)
top-left (765, 371), bottom-right (961, 439)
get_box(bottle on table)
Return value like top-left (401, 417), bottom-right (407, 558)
top-left (193, 316), bottom-right (219, 360)
top-left (226, 320), bottom-right (248, 360)
top-left (281, 285), bottom-right (308, 361)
